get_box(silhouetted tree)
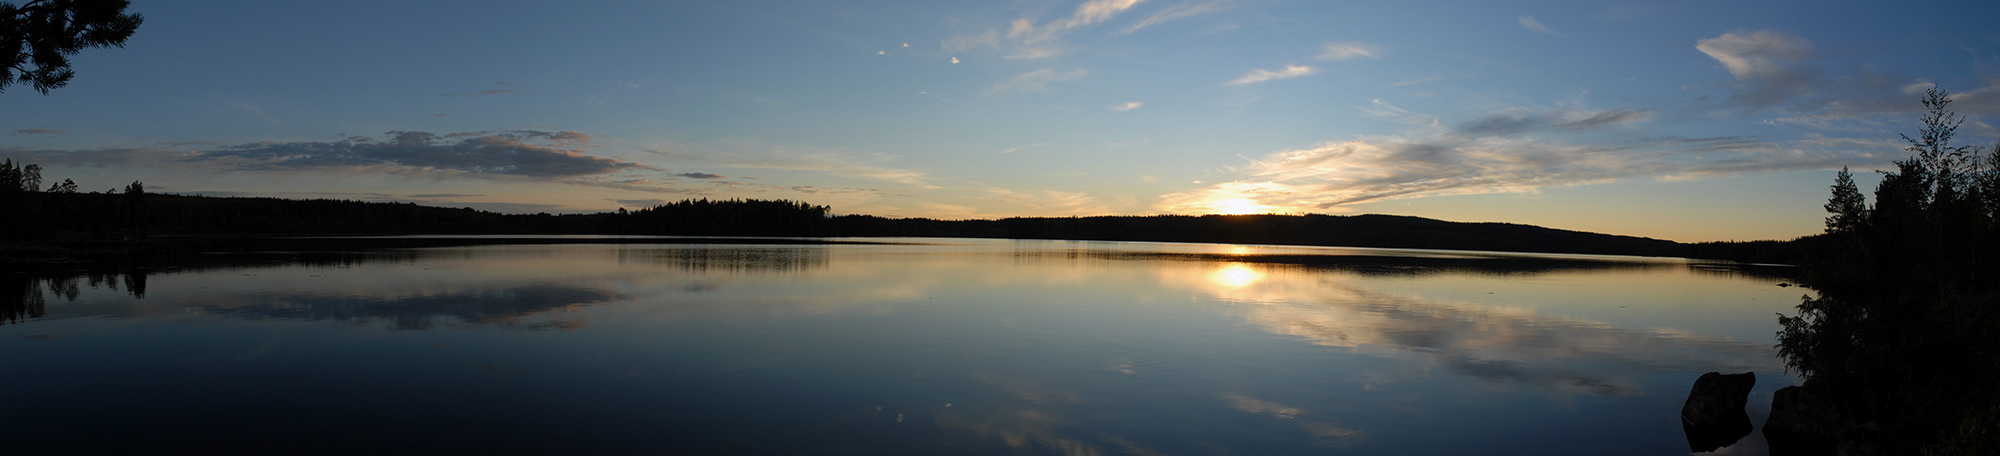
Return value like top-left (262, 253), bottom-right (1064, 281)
top-left (1780, 86), bottom-right (2000, 453)
top-left (0, 0), bottom-right (142, 95)
top-left (1, 158), bottom-right (42, 239)
top-left (119, 179), bottom-right (142, 238)
top-left (1824, 167), bottom-right (1867, 233)
top-left (0, 158), bottom-right (38, 191)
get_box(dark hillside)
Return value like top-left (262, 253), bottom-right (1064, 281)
top-left (4, 192), bottom-right (1789, 261)
top-left (843, 214), bottom-right (1684, 257)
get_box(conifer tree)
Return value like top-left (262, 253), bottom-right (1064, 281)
top-left (1781, 86), bottom-right (2000, 452)
top-left (1824, 167), bottom-right (1866, 233)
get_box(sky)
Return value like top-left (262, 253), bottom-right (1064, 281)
top-left (4, 0), bottom-right (1999, 242)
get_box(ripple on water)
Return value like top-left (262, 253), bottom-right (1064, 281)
top-left (1034, 342), bottom-right (1208, 377)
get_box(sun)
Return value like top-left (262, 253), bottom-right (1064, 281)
top-left (1207, 198), bottom-right (1272, 215)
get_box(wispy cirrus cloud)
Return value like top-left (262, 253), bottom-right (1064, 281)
top-left (999, 143), bottom-right (1051, 154)
top-left (439, 89), bottom-right (516, 97)
top-left (1518, 15), bottom-right (1567, 37)
top-left (675, 172), bottom-right (726, 179)
top-left (983, 68), bottom-right (1090, 98)
top-left (1004, 47), bottom-right (1060, 60)
top-left (788, 185), bottom-right (886, 196)
top-left (440, 80), bottom-right (524, 97)
top-left (946, 0), bottom-right (1149, 60)
top-left (988, 187), bottom-right (1112, 215)
top-left (645, 139), bottom-right (930, 185)
top-left (11, 128), bottom-right (65, 136)
top-left (566, 176), bottom-right (698, 194)
top-left (1317, 42), bottom-right (1381, 61)
top-left (1228, 65), bottom-right (1314, 85)
top-left (1113, 101), bottom-right (1145, 111)
top-left (1391, 76), bottom-right (1443, 87)
top-left (1452, 108), bottom-right (1653, 138)
top-left (1043, 0), bottom-right (1147, 36)
top-left (1697, 30), bottom-right (1813, 83)
top-left (613, 198), bottom-right (665, 207)
top-left (1118, 1), bottom-right (1226, 35)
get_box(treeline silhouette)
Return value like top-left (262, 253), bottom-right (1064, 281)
top-left (2, 159), bottom-right (148, 242)
top-left (0, 191), bottom-right (1719, 258)
top-left (1773, 87), bottom-right (2000, 453)
top-left (5, 158), bottom-right (1805, 261)
top-left (837, 213), bottom-right (1694, 257)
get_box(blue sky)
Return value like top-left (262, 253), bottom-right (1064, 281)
top-left (5, 0), bottom-right (1998, 242)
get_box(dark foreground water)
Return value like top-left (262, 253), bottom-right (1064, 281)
top-left (2, 239), bottom-right (1801, 455)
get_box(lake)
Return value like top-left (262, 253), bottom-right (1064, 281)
top-left (1, 238), bottom-right (1803, 455)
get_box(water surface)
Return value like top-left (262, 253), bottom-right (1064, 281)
top-left (1, 239), bottom-right (1802, 455)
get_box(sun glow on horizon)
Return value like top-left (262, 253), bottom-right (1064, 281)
top-left (1206, 198), bottom-right (1273, 215)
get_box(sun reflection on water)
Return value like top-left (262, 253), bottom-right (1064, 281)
top-left (1208, 263), bottom-right (1266, 288)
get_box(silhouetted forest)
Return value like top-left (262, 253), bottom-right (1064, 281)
top-left (1774, 87), bottom-right (2000, 454)
top-left (4, 158), bottom-right (1805, 262)
top-left (0, 190), bottom-right (1754, 259)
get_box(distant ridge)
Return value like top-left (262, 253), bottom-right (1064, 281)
top-left (833, 213), bottom-right (1685, 258)
top-left (5, 194), bottom-right (1796, 262)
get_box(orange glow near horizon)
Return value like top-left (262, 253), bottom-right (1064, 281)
top-left (1206, 198), bottom-right (1274, 215)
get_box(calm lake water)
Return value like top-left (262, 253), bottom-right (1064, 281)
top-left (2, 238), bottom-right (1803, 455)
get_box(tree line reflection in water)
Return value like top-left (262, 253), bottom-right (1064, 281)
top-left (5, 243), bottom-right (1787, 335)
top-left (2, 270), bottom-right (144, 325)
top-left (3, 246), bottom-right (835, 330)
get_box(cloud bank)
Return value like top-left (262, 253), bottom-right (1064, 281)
top-left (1155, 106), bottom-right (1895, 214)
top-left (1691, 29), bottom-right (1999, 133)
top-left (13, 130), bottom-right (659, 183)
top-left (193, 130), bottom-right (654, 178)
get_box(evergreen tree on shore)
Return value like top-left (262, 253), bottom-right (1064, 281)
top-left (1780, 87), bottom-right (2000, 453)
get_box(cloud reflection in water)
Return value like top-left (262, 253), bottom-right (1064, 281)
top-left (198, 283), bottom-right (622, 330)
top-left (1173, 259), bottom-right (1783, 398)
top-left (2, 241), bottom-right (1798, 454)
